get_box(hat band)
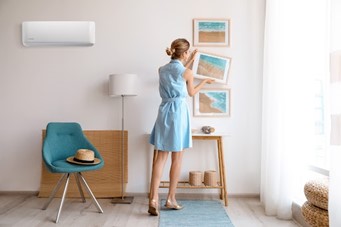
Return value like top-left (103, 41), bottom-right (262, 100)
top-left (73, 157), bottom-right (95, 163)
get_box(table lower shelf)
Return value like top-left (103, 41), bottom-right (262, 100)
top-left (150, 135), bottom-right (228, 206)
top-left (159, 181), bottom-right (223, 189)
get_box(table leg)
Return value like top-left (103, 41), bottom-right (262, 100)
top-left (217, 138), bottom-right (224, 200)
top-left (217, 138), bottom-right (228, 206)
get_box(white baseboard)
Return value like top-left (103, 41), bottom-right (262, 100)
top-left (292, 201), bottom-right (310, 227)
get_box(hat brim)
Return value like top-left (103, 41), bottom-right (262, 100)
top-left (66, 156), bottom-right (101, 165)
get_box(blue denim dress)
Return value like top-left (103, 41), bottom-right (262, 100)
top-left (149, 59), bottom-right (192, 152)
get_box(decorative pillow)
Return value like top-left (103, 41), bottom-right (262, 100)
top-left (301, 201), bottom-right (329, 227)
top-left (304, 178), bottom-right (329, 210)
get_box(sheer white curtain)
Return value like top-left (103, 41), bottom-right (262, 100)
top-left (261, 0), bottom-right (325, 219)
top-left (329, 51), bottom-right (341, 227)
top-left (329, 0), bottom-right (341, 226)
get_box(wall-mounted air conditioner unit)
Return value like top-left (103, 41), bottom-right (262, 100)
top-left (22, 21), bottom-right (95, 47)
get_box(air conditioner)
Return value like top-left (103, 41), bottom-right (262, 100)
top-left (22, 21), bottom-right (95, 47)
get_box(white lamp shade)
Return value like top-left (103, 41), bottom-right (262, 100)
top-left (109, 74), bottom-right (137, 97)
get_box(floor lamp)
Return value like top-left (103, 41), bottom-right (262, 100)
top-left (109, 73), bottom-right (137, 204)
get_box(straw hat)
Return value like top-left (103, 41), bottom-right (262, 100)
top-left (66, 149), bottom-right (101, 165)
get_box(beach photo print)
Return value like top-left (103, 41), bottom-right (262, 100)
top-left (193, 18), bottom-right (230, 47)
top-left (192, 52), bottom-right (231, 84)
top-left (193, 88), bottom-right (231, 117)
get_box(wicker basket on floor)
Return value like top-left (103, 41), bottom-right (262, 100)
top-left (204, 170), bottom-right (217, 186)
top-left (189, 171), bottom-right (202, 186)
top-left (302, 201), bottom-right (329, 227)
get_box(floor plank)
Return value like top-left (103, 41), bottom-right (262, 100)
top-left (0, 193), bottom-right (301, 227)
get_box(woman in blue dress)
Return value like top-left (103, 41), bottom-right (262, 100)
top-left (148, 38), bottom-right (214, 216)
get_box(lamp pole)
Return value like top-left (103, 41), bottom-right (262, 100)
top-left (121, 94), bottom-right (125, 200)
top-left (109, 74), bottom-right (136, 204)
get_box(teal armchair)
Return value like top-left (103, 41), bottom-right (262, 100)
top-left (42, 122), bottom-right (104, 223)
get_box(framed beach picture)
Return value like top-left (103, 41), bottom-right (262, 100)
top-left (193, 88), bottom-right (231, 117)
top-left (192, 52), bottom-right (231, 84)
top-left (193, 18), bottom-right (230, 47)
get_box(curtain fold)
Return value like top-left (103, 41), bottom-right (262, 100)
top-left (261, 0), bottom-right (323, 219)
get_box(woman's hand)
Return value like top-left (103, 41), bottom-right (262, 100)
top-left (185, 49), bottom-right (198, 68)
top-left (204, 79), bottom-right (215, 84)
top-left (189, 49), bottom-right (198, 62)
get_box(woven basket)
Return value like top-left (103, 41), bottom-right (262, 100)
top-left (189, 171), bottom-right (202, 186)
top-left (204, 170), bottom-right (217, 186)
top-left (304, 178), bottom-right (329, 210)
top-left (302, 201), bottom-right (329, 227)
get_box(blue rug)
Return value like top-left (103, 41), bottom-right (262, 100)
top-left (159, 200), bottom-right (234, 227)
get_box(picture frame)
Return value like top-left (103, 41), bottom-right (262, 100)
top-left (193, 18), bottom-right (230, 47)
top-left (193, 88), bottom-right (231, 117)
top-left (192, 51), bottom-right (232, 84)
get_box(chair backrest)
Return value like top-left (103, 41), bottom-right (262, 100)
top-left (42, 122), bottom-right (102, 170)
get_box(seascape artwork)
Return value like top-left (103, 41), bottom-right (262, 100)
top-left (193, 19), bottom-right (230, 47)
top-left (194, 89), bottom-right (230, 117)
top-left (198, 21), bottom-right (226, 43)
top-left (199, 91), bottom-right (227, 113)
top-left (197, 54), bottom-right (227, 80)
top-left (192, 52), bottom-right (231, 84)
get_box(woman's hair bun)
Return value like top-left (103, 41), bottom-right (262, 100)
top-left (166, 39), bottom-right (190, 59)
top-left (166, 47), bottom-right (173, 56)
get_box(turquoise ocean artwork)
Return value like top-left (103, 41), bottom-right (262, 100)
top-left (199, 54), bottom-right (227, 71)
top-left (205, 91), bottom-right (227, 113)
top-left (195, 19), bottom-right (229, 47)
top-left (199, 22), bottom-right (226, 32)
top-left (197, 54), bottom-right (227, 80)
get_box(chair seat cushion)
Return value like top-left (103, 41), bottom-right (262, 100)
top-left (304, 178), bottom-right (329, 210)
top-left (49, 159), bottom-right (103, 173)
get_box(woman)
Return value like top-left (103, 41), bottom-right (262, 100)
top-left (148, 38), bottom-right (214, 216)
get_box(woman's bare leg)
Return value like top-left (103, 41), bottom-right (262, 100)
top-left (149, 150), bottom-right (169, 202)
top-left (166, 150), bottom-right (184, 204)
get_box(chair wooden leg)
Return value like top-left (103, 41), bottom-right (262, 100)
top-left (78, 172), bottom-right (104, 213)
top-left (74, 173), bottom-right (86, 203)
top-left (55, 173), bottom-right (70, 223)
top-left (42, 173), bottom-right (67, 210)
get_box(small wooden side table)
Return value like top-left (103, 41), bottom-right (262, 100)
top-left (150, 133), bottom-right (229, 206)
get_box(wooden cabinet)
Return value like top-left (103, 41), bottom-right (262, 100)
top-left (39, 130), bottom-right (128, 198)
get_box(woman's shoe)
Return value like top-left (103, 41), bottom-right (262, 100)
top-left (164, 200), bottom-right (183, 210)
top-left (148, 199), bottom-right (159, 216)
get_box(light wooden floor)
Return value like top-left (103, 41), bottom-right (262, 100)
top-left (0, 193), bottom-right (301, 227)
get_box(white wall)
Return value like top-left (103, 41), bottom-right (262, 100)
top-left (0, 0), bottom-right (265, 195)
